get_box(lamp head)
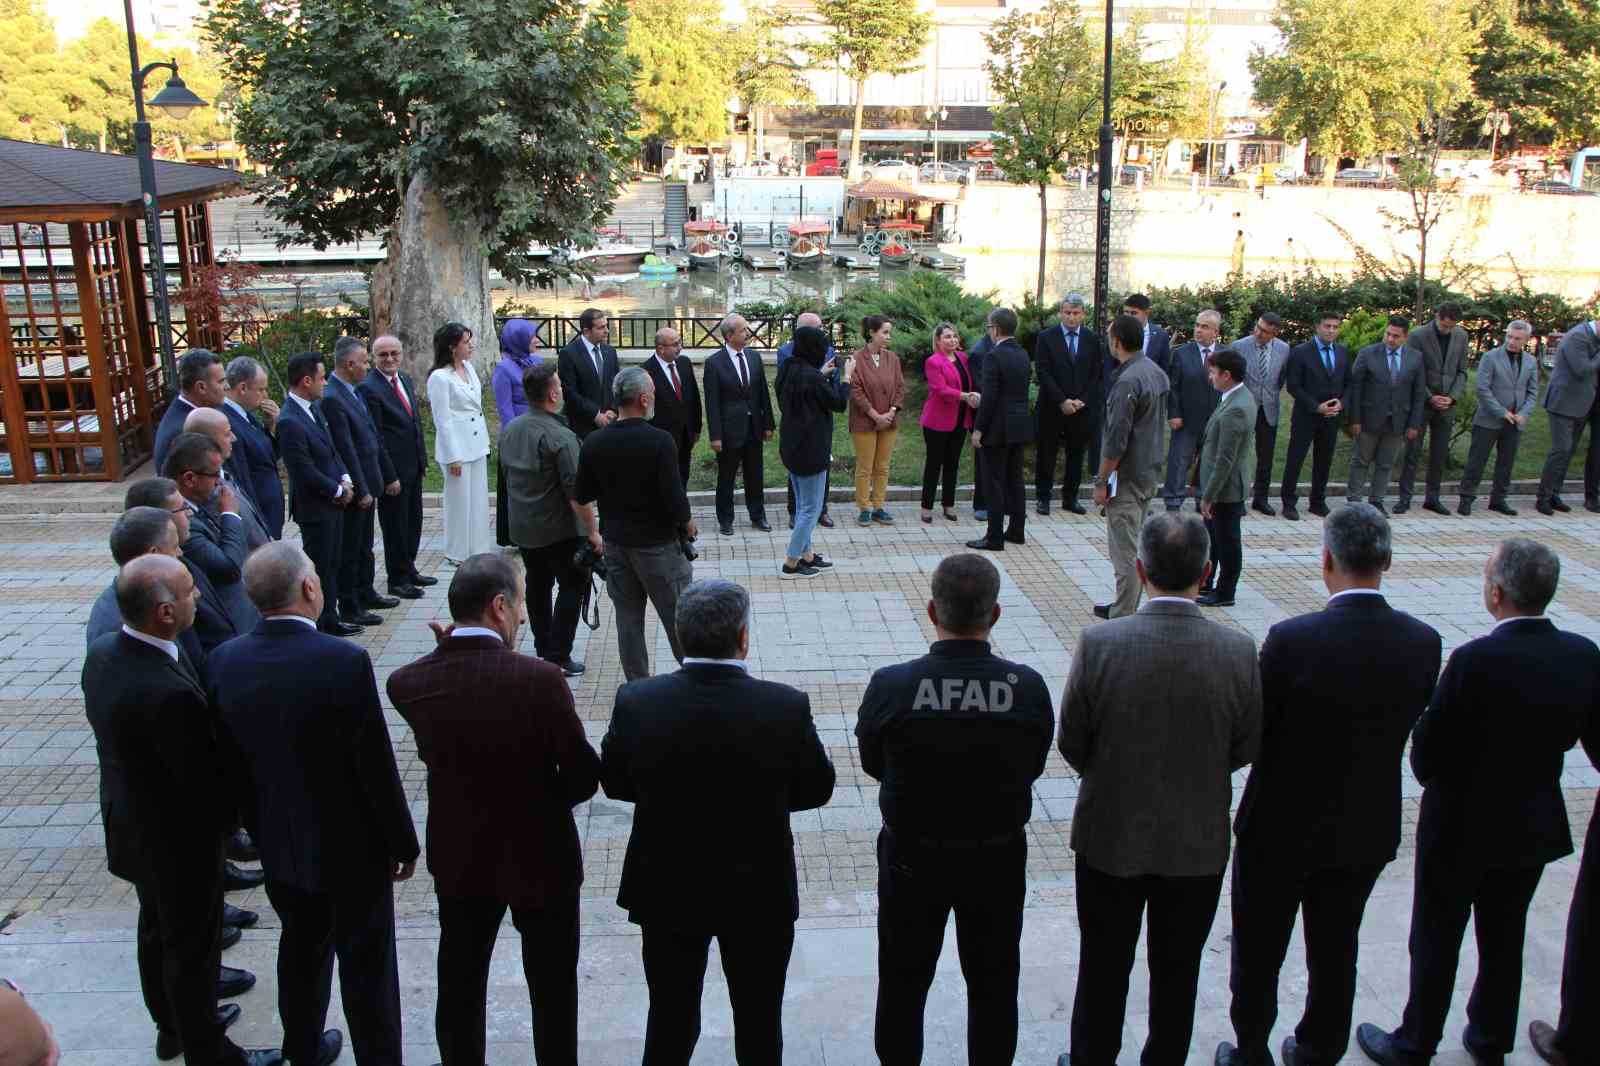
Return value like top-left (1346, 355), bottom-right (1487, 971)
top-left (149, 68), bottom-right (207, 121)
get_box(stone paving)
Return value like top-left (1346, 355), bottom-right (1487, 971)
top-left (0, 491), bottom-right (1594, 1065)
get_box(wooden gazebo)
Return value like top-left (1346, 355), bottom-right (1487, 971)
top-left (0, 139), bottom-right (244, 482)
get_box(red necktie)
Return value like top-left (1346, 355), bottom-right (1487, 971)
top-left (391, 374), bottom-right (412, 416)
top-left (668, 361), bottom-right (682, 401)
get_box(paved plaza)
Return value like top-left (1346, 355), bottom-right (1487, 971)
top-left (0, 486), bottom-right (1594, 1065)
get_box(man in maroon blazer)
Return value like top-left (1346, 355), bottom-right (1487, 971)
top-left (386, 553), bottom-right (600, 1066)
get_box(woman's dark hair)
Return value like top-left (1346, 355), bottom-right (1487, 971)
top-left (433, 322), bottom-right (473, 371)
top-left (862, 314), bottom-right (890, 341)
top-left (791, 325), bottom-right (829, 370)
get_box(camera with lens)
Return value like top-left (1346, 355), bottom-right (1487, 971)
top-left (679, 529), bottom-right (698, 562)
top-left (573, 540), bottom-right (608, 580)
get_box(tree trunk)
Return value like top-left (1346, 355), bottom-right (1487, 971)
top-left (370, 171), bottom-right (498, 384)
top-left (1415, 218), bottom-right (1428, 323)
top-left (848, 78), bottom-right (867, 180)
top-left (1036, 182), bottom-right (1049, 305)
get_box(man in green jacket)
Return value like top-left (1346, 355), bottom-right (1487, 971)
top-left (1198, 347), bottom-right (1257, 607)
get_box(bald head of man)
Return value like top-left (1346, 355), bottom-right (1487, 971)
top-left (795, 312), bottom-right (823, 330)
top-left (244, 541), bottom-right (322, 619)
top-left (184, 405), bottom-right (234, 462)
top-left (114, 554), bottom-right (197, 639)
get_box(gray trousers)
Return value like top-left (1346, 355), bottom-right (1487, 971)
top-left (604, 539), bottom-right (693, 682)
top-left (1346, 431), bottom-right (1404, 503)
top-left (1161, 426), bottom-right (1202, 510)
top-left (1397, 404), bottom-right (1456, 503)
top-left (1459, 424), bottom-right (1521, 504)
top-left (1106, 484), bottom-right (1155, 618)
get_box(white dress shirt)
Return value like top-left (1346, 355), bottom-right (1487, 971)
top-left (682, 657), bottom-right (749, 670)
top-left (450, 626), bottom-right (504, 643)
top-left (121, 624), bottom-right (179, 662)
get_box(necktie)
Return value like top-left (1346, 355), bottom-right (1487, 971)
top-left (589, 343), bottom-right (603, 379)
top-left (311, 400), bottom-right (328, 432)
top-left (1321, 344), bottom-right (1333, 374)
top-left (1201, 345), bottom-right (1212, 365)
top-left (668, 360), bottom-right (682, 401)
top-left (1067, 329), bottom-right (1077, 359)
top-left (1388, 350), bottom-right (1400, 381)
top-left (736, 352), bottom-right (748, 390)
top-left (1256, 342), bottom-right (1269, 386)
top-left (390, 373), bottom-right (412, 416)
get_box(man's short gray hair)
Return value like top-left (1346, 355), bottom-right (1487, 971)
top-left (613, 366), bottom-right (651, 408)
top-left (1196, 309), bottom-right (1223, 328)
top-left (1138, 511), bottom-right (1210, 592)
top-left (719, 313), bottom-right (747, 339)
top-left (1488, 538), bottom-right (1560, 614)
top-left (244, 542), bottom-right (316, 613)
top-left (1060, 292), bottom-right (1086, 311)
top-left (1323, 503), bottom-right (1391, 576)
top-left (1506, 319), bottom-right (1533, 337)
top-left (225, 355), bottom-right (264, 389)
top-left (332, 336), bottom-right (367, 368)
top-left (675, 580), bottom-right (749, 659)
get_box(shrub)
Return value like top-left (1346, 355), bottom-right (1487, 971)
top-left (829, 272), bottom-right (998, 370)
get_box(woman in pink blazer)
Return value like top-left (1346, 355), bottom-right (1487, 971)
top-left (919, 322), bottom-right (981, 522)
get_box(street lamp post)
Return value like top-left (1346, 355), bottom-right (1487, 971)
top-left (1205, 80), bottom-right (1228, 188)
top-left (123, 0), bottom-right (208, 395)
top-left (1092, 0), bottom-right (1114, 334)
top-left (925, 106), bottom-right (948, 169)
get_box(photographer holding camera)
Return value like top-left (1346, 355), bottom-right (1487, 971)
top-left (499, 361), bottom-right (601, 677)
top-left (575, 366), bottom-right (697, 681)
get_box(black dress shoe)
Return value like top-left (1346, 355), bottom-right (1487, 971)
top-left (1281, 1034), bottom-right (1311, 1066)
top-left (217, 964), bottom-right (256, 999)
top-left (1036, 499), bottom-right (1051, 515)
top-left (550, 657), bottom-right (585, 677)
top-left (1251, 499), bottom-right (1277, 516)
top-left (363, 592), bottom-right (401, 609)
top-left (1489, 500), bottom-right (1517, 516)
top-left (817, 511), bottom-right (835, 528)
top-left (224, 862), bottom-right (265, 891)
top-left (157, 1004), bottom-right (242, 1060)
top-left (1458, 499), bottom-right (1473, 516)
top-left (1391, 500), bottom-right (1410, 514)
top-left (241, 1050), bottom-right (286, 1066)
top-left (1422, 498), bottom-right (1451, 515)
top-left (1092, 604), bottom-right (1111, 619)
top-left (223, 902), bottom-right (258, 928)
top-left (1065, 502), bottom-right (1087, 515)
top-left (1003, 532), bottom-right (1026, 545)
top-left (1282, 505), bottom-right (1301, 521)
top-left (1587, 497), bottom-right (1600, 514)
top-left (320, 620), bottom-right (364, 636)
top-left (1528, 1020), bottom-right (1569, 1066)
top-left (1368, 499), bottom-right (1389, 515)
top-left (220, 924), bottom-right (242, 950)
top-left (718, 523), bottom-right (734, 536)
top-left (1197, 592), bottom-right (1236, 607)
top-left (341, 609), bottom-right (383, 626)
top-left (225, 828), bottom-right (258, 863)
top-left (752, 517), bottom-right (772, 532)
top-left (1552, 496), bottom-right (1572, 512)
top-left (1462, 1033), bottom-right (1506, 1066)
top-left (409, 573), bottom-right (439, 586)
top-left (1356, 1022), bottom-right (1421, 1066)
top-left (289, 1029), bottom-right (343, 1066)
top-left (965, 537), bottom-right (1004, 551)
top-left (1214, 1041), bottom-right (1264, 1066)
top-left (1308, 502), bottom-right (1330, 517)
top-left (1537, 499), bottom-right (1556, 515)
top-left (388, 583), bottom-right (424, 599)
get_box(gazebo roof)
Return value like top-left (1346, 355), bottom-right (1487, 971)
top-left (0, 139), bottom-right (246, 224)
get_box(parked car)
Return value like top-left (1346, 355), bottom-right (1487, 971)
top-left (1333, 168), bottom-right (1390, 186)
top-left (1528, 179), bottom-right (1594, 195)
top-left (918, 162), bottom-right (965, 183)
top-left (867, 158), bottom-right (916, 181)
top-left (1232, 163), bottom-right (1300, 186)
top-left (1118, 164), bottom-right (1151, 184)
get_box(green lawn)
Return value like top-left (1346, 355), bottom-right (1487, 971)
top-left (424, 368), bottom-right (1552, 497)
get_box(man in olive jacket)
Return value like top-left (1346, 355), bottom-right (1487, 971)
top-left (1198, 348), bottom-right (1257, 608)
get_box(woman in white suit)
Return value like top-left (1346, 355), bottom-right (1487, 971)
top-left (427, 322), bottom-right (493, 563)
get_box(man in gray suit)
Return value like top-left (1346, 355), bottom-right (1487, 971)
top-left (1093, 314), bottom-right (1170, 620)
top-left (1344, 316), bottom-right (1427, 514)
top-left (1397, 304), bottom-right (1470, 515)
top-left (1536, 317), bottom-right (1600, 515)
top-left (1198, 348), bottom-right (1256, 608)
top-left (1235, 312), bottom-right (1291, 516)
top-left (1459, 320), bottom-right (1540, 517)
top-left (1057, 511), bottom-right (1262, 1066)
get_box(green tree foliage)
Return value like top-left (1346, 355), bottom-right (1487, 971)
top-left (204, 0), bottom-right (638, 283)
top-left (1464, 0), bottom-right (1600, 152)
top-left (808, 0), bottom-right (931, 180)
top-left (626, 0), bottom-right (733, 146)
top-left (730, 1), bottom-right (814, 159)
top-left (60, 19), bottom-right (131, 152)
top-left (0, 0), bottom-right (69, 143)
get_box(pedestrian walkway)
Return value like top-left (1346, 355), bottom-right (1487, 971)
top-left (0, 496), bottom-right (1591, 1064)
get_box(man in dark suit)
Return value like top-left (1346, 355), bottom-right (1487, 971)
top-left (164, 433), bottom-right (261, 637)
top-left (1058, 512), bottom-right (1261, 1066)
top-left (275, 352), bottom-right (358, 636)
top-left (1344, 316), bottom-right (1427, 513)
top-left (601, 579), bottom-right (835, 1062)
top-left (1035, 294), bottom-right (1101, 515)
top-left (122, 478), bottom-right (240, 656)
top-left (210, 542), bottom-right (420, 1066)
top-left (359, 334), bottom-right (434, 598)
top-left (87, 502), bottom-right (207, 670)
top-left (1530, 767), bottom-right (1598, 1066)
top-left (557, 307), bottom-right (620, 440)
top-left (1220, 504), bottom-right (1442, 1066)
top-left (154, 349), bottom-right (226, 476)
top-left (82, 554), bottom-right (281, 1066)
top-left (1123, 292), bottom-right (1172, 376)
top-left (1161, 310), bottom-right (1225, 512)
top-left (222, 356), bottom-right (284, 539)
top-left (703, 313), bottom-right (774, 535)
top-left (968, 330), bottom-right (996, 520)
top-left (387, 554), bottom-right (600, 1066)
top-left (644, 326), bottom-right (702, 487)
top-left (1398, 303), bottom-right (1470, 514)
top-left (1280, 312), bottom-right (1350, 520)
top-left (323, 337), bottom-right (400, 627)
top-left (183, 408), bottom-right (271, 551)
top-left (967, 307), bottom-right (1033, 551)
top-left (1358, 539), bottom-right (1600, 1066)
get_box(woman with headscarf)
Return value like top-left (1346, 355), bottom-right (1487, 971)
top-left (777, 324), bottom-right (853, 579)
top-left (491, 318), bottom-right (543, 546)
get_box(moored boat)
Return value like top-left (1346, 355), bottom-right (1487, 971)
top-left (784, 220), bottom-right (830, 270)
top-left (683, 220), bottom-right (729, 270)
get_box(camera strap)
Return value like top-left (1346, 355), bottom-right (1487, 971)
top-left (578, 568), bottom-right (602, 631)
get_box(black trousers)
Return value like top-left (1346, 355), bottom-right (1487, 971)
top-left (875, 828), bottom-right (1025, 1066)
top-left (377, 475), bottom-right (423, 583)
top-left (519, 539), bottom-right (584, 662)
top-left (435, 893), bottom-right (579, 1066)
top-left (982, 444), bottom-right (1026, 544)
top-left (1398, 404), bottom-right (1456, 504)
top-left (639, 921), bottom-right (795, 1066)
top-left (1556, 809), bottom-right (1598, 1060)
top-left (920, 426), bottom-right (966, 510)
top-left (1280, 409), bottom-right (1339, 508)
top-left (1070, 856), bottom-right (1225, 1066)
top-left (1204, 500), bottom-right (1244, 599)
top-left (672, 429), bottom-right (694, 489)
top-left (715, 432), bottom-right (766, 526)
top-left (1394, 856), bottom-right (1546, 1059)
top-left (338, 503), bottom-right (377, 613)
top-left (1035, 407), bottom-right (1094, 506)
top-left (133, 843), bottom-right (228, 1064)
top-left (298, 515), bottom-right (343, 630)
top-left (265, 873), bottom-right (402, 1066)
top-left (1251, 407), bottom-right (1279, 504)
top-left (1459, 424), bottom-right (1522, 505)
top-left (972, 445), bottom-right (987, 512)
top-left (495, 461), bottom-right (511, 547)
top-left (1228, 847), bottom-right (1385, 1064)
top-left (1538, 406), bottom-right (1600, 503)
